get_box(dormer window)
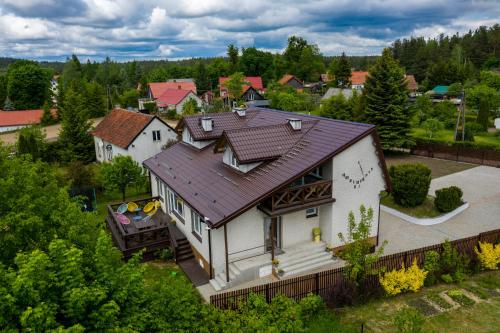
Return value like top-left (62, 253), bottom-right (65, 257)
top-left (230, 152), bottom-right (239, 168)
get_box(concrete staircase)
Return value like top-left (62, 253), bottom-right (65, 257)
top-left (277, 242), bottom-right (335, 278)
top-left (209, 263), bottom-right (242, 291)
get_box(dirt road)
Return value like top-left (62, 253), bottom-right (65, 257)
top-left (0, 118), bottom-right (104, 145)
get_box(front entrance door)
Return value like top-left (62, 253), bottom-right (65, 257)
top-left (264, 217), bottom-right (282, 252)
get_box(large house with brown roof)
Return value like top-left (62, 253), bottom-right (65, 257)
top-left (91, 108), bottom-right (177, 165)
top-left (143, 107), bottom-right (389, 291)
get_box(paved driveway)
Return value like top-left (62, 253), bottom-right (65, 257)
top-left (379, 166), bottom-right (500, 254)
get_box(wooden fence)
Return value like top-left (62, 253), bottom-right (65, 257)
top-left (210, 228), bottom-right (500, 309)
top-left (410, 142), bottom-right (500, 167)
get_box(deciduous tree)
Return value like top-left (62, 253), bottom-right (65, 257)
top-left (99, 156), bottom-right (144, 201)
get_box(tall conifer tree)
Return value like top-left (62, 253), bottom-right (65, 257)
top-left (364, 49), bottom-right (412, 149)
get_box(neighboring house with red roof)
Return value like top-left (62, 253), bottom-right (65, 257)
top-left (278, 74), bottom-right (304, 91)
top-left (148, 80), bottom-right (197, 98)
top-left (219, 76), bottom-right (267, 105)
top-left (91, 108), bottom-right (176, 165)
top-left (155, 89), bottom-right (203, 115)
top-left (350, 71), bottom-right (369, 90)
top-left (142, 107), bottom-right (389, 290)
top-left (0, 109), bottom-right (56, 133)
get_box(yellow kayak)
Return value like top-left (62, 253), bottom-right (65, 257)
top-left (143, 202), bottom-right (155, 214)
top-left (127, 202), bottom-right (139, 213)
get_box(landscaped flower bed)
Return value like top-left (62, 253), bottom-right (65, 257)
top-left (426, 293), bottom-right (453, 310)
top-left (446, 289), bottom-right (475, 306)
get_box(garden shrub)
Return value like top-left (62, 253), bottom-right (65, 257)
top-left (423, 250), bottom-right (440, 286)
top-left (434, 186), bottom-right (463, 213)
top-left (440, 240), bottom-right (470, 283)
top-left (393, 307), bottom-right (425, 333)
top-left (379, 259), bottom-right (428, 296)
top-left (475, 242), bottom-right (500, 270)
top-left (389, 164), bottom-right (431, 207)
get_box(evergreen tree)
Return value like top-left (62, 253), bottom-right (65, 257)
top-left (0, 74), bottom-right (6, 108)
top-left (58, 88), bottom-right (95, 163)
top-left (194, 63), bottom-right (211, 94)
top-left (17, 126), bottom-right (46, 160)
top-left (476, 98), bottom-right (490, 131)
top-left (3, 96), bottom-right (14, 110)
top-left (83, 82), bottom-right (107, 117)
top-left (364, 48), bottom-right (412, 149)
top-left (40, 101), bottom-right (56, 126)
top-left (329, 52), bottom-right (352, 88)
top-left (227, 44), bottom-right (239, 73)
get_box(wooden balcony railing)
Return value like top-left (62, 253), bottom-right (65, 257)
top-left (259, 179), bottom-right (334, 216)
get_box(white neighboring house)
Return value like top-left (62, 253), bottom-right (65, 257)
top-left (91, 108), bottom-right (177, 165)
top-left (143, 107), bottom-right (390, 291)
top-left (155, 89), bottom-right (203, 115)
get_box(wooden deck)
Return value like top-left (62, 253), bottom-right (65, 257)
top-left (106, 197), bottom-right (170, 259)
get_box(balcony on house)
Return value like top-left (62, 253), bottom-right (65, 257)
top-left (258, 178), bottom-right (334, 216)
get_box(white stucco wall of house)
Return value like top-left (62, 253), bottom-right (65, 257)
top-left (281, 209), bottom-right (320, 248)
top-left (320, 134), bottom-right (386, 247)
top-left (0, 125), bottom-right (28, 133)
top-left (93, 118), bottom-right (177, 165)
top-left (175, 92), bottom-right (203, 115)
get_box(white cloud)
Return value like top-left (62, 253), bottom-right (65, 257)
top-left (0, 0), bottom-right (498, 60)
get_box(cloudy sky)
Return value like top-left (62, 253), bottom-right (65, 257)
top-left (0, 0), bottom-right (498, 61)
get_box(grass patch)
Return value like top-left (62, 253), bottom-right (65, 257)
top-left (426, 293), bottom-right (453, 310)
top-left (142, 260), bottom-right (189, 290)
top-left (337, 271), bottom-right (500, 332)
top-left (464, 285), bottom-right (490, 300)
top-left (412, 127), bottom-right (500, 150)
top-left (446, 289), bottom-right (475, 307)
top-left (381, 193), bottom-right (441, 218)
top-left (406, 298), bottom-right (439, 316)
top-left (385, 154), bottom-right (476, 179)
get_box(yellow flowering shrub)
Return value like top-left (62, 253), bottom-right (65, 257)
top-left (379, 259), bottom-right (428, 296)
top-left (475, 242), bottom-right (500, 270)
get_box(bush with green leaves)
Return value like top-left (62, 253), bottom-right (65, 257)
top-left (440, 240), bottom-right (470, 283)
top-left (98, 155), bottom-right (145, 201)
top-left (423, 250), bottom-right (441, 286)
top-left (393, 307), bottom-right (425, 333)
top-left (389, 164), bottom-right (432, 207)
top-left (434, 186), bottom-right (463, 213)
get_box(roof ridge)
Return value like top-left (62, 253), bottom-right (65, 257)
top-left (225, 118), bottom-right (317, 134)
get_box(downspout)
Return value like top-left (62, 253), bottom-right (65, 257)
top-left (208, 228), bottom-right (213, 279)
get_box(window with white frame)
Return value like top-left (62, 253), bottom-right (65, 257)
top-left (191, 210), bottom-right (203, 239)
top-left (167, 188), bottom-right (184, 220)
top-left (230, 151), bottom-right (239, 168)
top-left (248, 92), bottom-right (255, 100)
top-left (152, 130), bottom-right (161, 141)
top-left (306, 207), bottom-right (318, 218)
top-left (156, 177), bottom-right (164, 201)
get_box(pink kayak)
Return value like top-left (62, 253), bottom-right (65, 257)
top-left (116, 213), bottom-right (131, 225)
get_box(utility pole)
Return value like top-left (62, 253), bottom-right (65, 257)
top-left (454, 90), bottom-right (466, 142)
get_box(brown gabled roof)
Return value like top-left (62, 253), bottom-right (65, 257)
top-left (405, 75), bottom-right (418, 91)
top-left (220, 121), bottom-right (317, 164)
top-left (145, 108), bottom-right (389, 228)
top-left (91, 108), bottom-right (162, 149)
top-left (278, 74), bottom-right (302, 85)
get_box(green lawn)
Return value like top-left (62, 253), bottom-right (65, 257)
top-left (412, 127), bottom-right (500, 150)
top-left (380, 193), bottom-right (441, 218)
top-left (337, 271), bottom-right (500, 333)
top-left (385, 154), bottom-right (476, 179)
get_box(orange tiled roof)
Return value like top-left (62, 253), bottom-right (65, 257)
top-left (0, 109), bottom-right (56, 127)
top-left (350, 71), bottom-right (369, 85)
top-left (149, 81), bottom-right (197, 97)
